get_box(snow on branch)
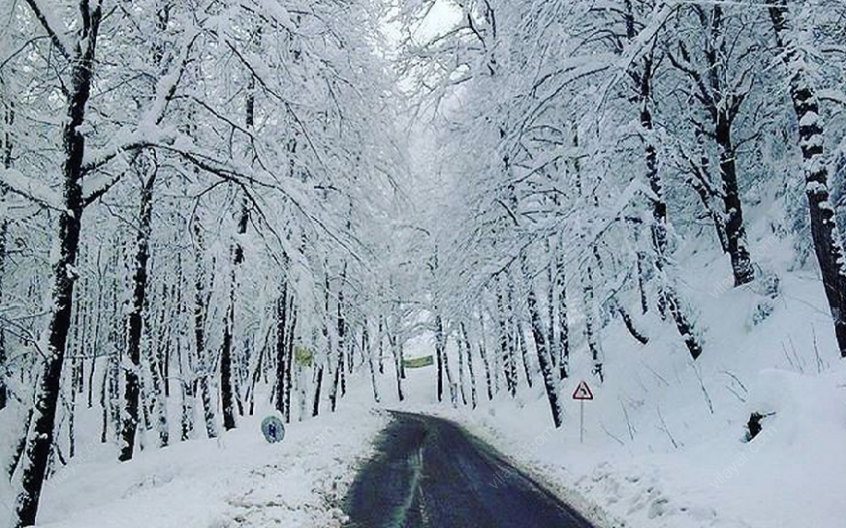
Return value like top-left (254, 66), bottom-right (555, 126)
top-left (158, 143), bottom-right (365, 263)
top-left (23, 0), bottom-right (74, 60)
top-left (599, 2), bottom-right (676, 105)
top-left (80, 28), bottom-right (199, 202)
top-left (81, 134), bottom-right (163, 176)
top-left (138, 27), bottom-right (201, 129)
top-left (0, 167), bottom-right (62, 211)
top-left (251, 0), bottom-right (293, 30)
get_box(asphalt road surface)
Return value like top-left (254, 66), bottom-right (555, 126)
top-left (343, 412), bottom-right (595, 528)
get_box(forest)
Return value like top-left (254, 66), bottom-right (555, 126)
top-left (1, 0), bottom-right (845, 527)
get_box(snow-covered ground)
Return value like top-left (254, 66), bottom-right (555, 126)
top-left (0, 401), bottom-right (386, 528)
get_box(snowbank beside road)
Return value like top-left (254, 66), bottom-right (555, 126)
top-left (0, 403), bottom-right (386, 528)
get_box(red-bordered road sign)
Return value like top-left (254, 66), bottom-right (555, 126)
top-left (572, 380), bottom-right (594, 401)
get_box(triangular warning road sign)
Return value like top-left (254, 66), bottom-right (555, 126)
top-left (572, 380), bottom-right (594, 401)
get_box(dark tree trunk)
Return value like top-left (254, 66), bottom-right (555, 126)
top-left (284, 301), bottom-right (296, 422)
top-left (119, 162), bottom-right (156, 462)
top-left (582, 264), bottom-right (604, 382)
top-left (0, 100), bottom-right (13, 411)
top-left (615, 300), bottom-right (649, 345)
top-left (377, 316), bottom-right (385, 374)
top-left (156, 284), bottom-right (171, 400)
top-left (312, 365), bottom-right (324, 417)
top-left (220, 296), bottom-right (236, 431)
top-left (221, 195), bottom-right (249, 433)
top-left (769, 0), bottom-right (846, 357)
top-left (440, 325), bottom-right (457, 406)
top-left (665, 288), bottom-right (703, 360)
top-left (545, 240), bottom-right (557, 370)
top-left (107, 267), bottom-right (122, 442)
top-left (716, 111), bottom-right (755, 286)
top-left (316, 268), bottom-right (331, 416)
top-left (14, 7), bottom-right (102, 524)
top-left (146, 286), bottom-right (169, 448)
top-left (175, 261), bottom-right (194, 441)
top-left (521, 255), bottom-right (563, 428)
top-left (456, 326), bottom-right (468, 405)
top-left (496, 280), bottom-right (517, 396)
top-left (639, 50), bottom-right (705, 361)
top-left (386, 319), bottom-right (404, 402)
top-left (698, 6), bottom-right (754, 286)
top-left (192, 220), bottom-right (217, 439)
top-left (460, 322), bottom-right (477, 408)
top-left (330, 265), bottom-right (347, 412)
top-left (554, 241), bottom-right (570, 379)
top-left (505, 277), bottom-right (520, 394)
top-left (628, 219), bottom-right (650, 314)
top-left (274, 288), bottom-right (288, 416)
top-left (476, 314), bottom-right (493, 400)
top-left (0, 212), bottom-right (7, 412)
top-left (515, 319), bottom-right (533, 388)
top-left (364, 322), bottom-right (380, 403)
top-left (434, 313), bottom-right (445, 402)
top-left (329, 334), bottom-right (344, 412)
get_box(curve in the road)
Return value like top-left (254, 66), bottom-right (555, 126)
top-left (343, 412), bottom-right (595, 528)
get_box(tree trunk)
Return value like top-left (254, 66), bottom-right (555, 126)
top-left (220, 56), bottom-right (256, 429)
top-left (146, 285), bottom-right (169, 448)
top-left (435, 314), bottom-right (457, 405)
top-left (119, 162), bottom-right (156, 462)
top-left (87, 263), bottom-right (104, 409)
top-left (628, 218), bottom-right (650, 314)
top-left (0, 100), bottom-right (13, 411)
top-left (477, 315), bottom-right (493, 400)
top-left (460, 322), bottom-right (477, 408)
top-left (520, 255), bottom-right (563, 428)
top-left (364, 322), bottom-right (380, 403)
top-left (496, 280), bottom-right (517, 396)
top-left (0, 212), bottom-right (7, 412)
top-left (700, 6), bottom-right (754, 286)
top-left (615, 299), bottom-right (649, 345)
top-left (456, 326), bottom-right (468, 405)
top-left (221, 227), bottom-right (248, 429)
top-left (192, 219), bottom-right (217, 439)
top-left (68, 385), bottom-right (76, 459)
top-left (178, 335), bottom-right (195, 442)
top-left (284, 301), bottom-right (296, 422)
top-left (219, 293), bottom-right (236, 431)
top-left (639, 50), bottom-right (705, 361)
top-left (716, 111), bottom-right (755, 286)
top-left (330, 265), bottom-right (347, 412)
top-left (515, 318), bottom-right (533, 388)
top-left (582, 264), bottom-right (604, 382)
top-left (545, 239), bottom-right (558, 370)
top-left (275, 288), bottom-right (288, 416)
top-left (387, 320), bottom-right (404, 402)
top-left (769, 0), bottom-right (846, 357)
top-left (14, 8), bottom-right (102, 523)
top-left (312, 365), bottom-right (324, 417)
top-left (175, 261), bottom-right (194, 441)
top-left (554, 239), bottom-right (570, 379)
top-left (377, 316), bottom-right (385, 374)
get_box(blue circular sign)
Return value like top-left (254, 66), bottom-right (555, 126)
top-left (261, 416), bottom-right (286, 443)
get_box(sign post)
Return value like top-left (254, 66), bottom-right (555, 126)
top-left (580, 400), bottom-right (585, 444)
top-left (572, 380), bottom-right (594, 444)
